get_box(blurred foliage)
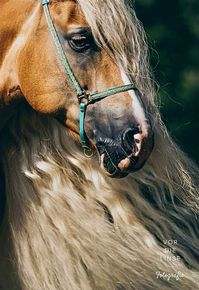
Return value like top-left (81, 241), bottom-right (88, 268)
top-left (135, 0), bottom-right (199, 163)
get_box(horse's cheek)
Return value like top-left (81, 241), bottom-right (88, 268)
top-left (17, 40), bottom-right (68, 113)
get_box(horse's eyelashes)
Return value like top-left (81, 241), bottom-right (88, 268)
top-left (69, 34), bottom-right (90, 52)
top-left (64, 29), bottom-right (96, 53)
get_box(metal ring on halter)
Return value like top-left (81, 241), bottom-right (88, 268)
top-left (84, 147), bottom-right (94, 158)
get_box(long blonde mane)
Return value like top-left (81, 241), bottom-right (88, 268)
top-left (0, 0), bottom-right (198, 289)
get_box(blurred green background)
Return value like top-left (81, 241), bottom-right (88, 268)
top-left (135, 0), bottom-right (199, 164)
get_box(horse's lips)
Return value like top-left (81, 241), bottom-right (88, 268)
top-left (100, 154), bottom-right (113, 176)
top-left (117, 157), bottom-right (131, 171)
top-left (100, 154), bottom-right (128, 178)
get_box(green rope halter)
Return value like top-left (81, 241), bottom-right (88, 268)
top-left (41, 0), bottom-right (135, 156)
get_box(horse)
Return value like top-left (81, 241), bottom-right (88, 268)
top-left (0, 0), bottom-right (198, 289)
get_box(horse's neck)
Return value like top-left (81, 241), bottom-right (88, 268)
top-left (0, 1), bottom-right (38, 129)
top-left (0, 0), bottom-right (35, 65)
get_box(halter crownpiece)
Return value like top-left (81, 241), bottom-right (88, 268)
top-left (41, 0), bottom-right (135, 156)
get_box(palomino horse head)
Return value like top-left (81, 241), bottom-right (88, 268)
top-left (0, 0), bottom-right (154, 177)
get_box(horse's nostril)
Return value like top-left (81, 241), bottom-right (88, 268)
top-left (124, 129), bottom-right (135, 145)
top-left (122, 127), bottom-right (140, 152)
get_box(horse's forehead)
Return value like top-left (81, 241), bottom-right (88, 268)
top-left (53, 0), bottom-right (88, 31)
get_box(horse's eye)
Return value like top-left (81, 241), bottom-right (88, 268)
top-left (69, 34), bottom-right (92, 52)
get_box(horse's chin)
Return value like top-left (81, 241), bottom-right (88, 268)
top-left (100, 154), bottom-right (129, 178)
top-left (103, 168), bottom-right (129, 178)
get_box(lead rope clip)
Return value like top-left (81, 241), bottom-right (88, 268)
top-left (79, 102), bottom-right (95, 158)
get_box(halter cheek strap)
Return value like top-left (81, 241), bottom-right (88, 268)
top-left (41, 0), bottom-right (135, 156)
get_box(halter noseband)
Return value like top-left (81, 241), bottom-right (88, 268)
top-left (41, 0), bottom-right (135, 156)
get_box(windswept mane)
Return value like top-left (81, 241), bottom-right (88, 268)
top-left (0, 1), bottom-right (198, 289)
top-left (1, 102), bottom-right (199, 290)
top-left (77, 0), bottom-right (199, 213)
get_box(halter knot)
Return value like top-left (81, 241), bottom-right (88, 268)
top-left (77, 91), bottom-right (91, 106)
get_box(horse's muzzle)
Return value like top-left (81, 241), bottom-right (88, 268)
top-left (96, 126), bottom-right (154, 178)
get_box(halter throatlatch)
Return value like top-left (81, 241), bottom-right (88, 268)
top-left (41, 0), bottom-right (135, 156)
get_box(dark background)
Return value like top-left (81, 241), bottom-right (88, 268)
top-left (135, 0), bottom-right (199, 164)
